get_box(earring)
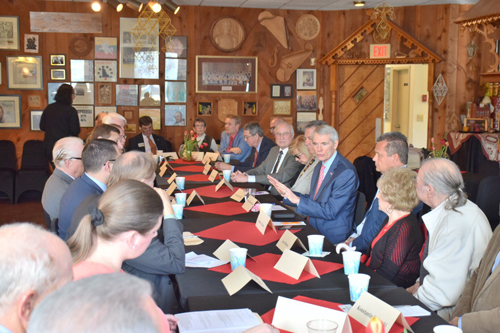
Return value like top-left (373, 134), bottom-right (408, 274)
top-left (386, 207), bottom-right (393, 214)
top-left (132, 245), bottom-right (136, 250)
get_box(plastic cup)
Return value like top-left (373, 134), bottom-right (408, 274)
top-left (348, 273), bottom-right (370, 302)
top-left (223, 170), bottom-right (231, 181)
top-left (433, 326), bottom-right (463, 333)
top-left (175, 193), bottom-right (187, 207)
top-left (259, 203), bottom-right (273, 218)
top-left (307, 319), bottom-right (338, 333)
top-left (307, 235), bottom-right (325, 256)
top-left (224, 154), bottom-right (231, 163)
top-left (176, 177), bottom-right (185, 190)
top-left (248, 188), bottom-right (256, 197)
top-left (229, 248), bottom-right (247, 270)
top-left (342, 251), bottom-right (361, 275)
top-left (172, 204), bottom-right (184, 220)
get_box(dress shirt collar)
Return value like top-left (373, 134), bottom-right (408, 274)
top-left (421, 199), bottom-right (448, 235)
top-left (85, 172), bottom-right (107, 192)
top-left (321, 150), bottom-right (337, 171)
top-left (142, 133), bottom-right (153, 141)
top-left (0, 324), bottom-right (13, 333)
top-left (196, 133), bottom-right (206, 142)
top-left (256, 138), bottom-right (263, 152)
top-left (279, 147), bottom-right (289, 155)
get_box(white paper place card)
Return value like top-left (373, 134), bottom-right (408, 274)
top-left (348, 292), bottom-right (414, 333)
top-left (242, 196), bottom-right (257, 212)
top-left (208, 169), bottom-right (219, 182)
top-left (273, 249), bottom-right (319, 280)
top-left (221, 265), bottom-right (272, 296)
top-left (183, 232), bottom-right (204, 246)
top-left (213, 239), bottom-right (256, 262)
top-left (272, 296), bottom-right (352, 333)
top-left (186, 190), bottom-right (205, 206)
top-left (161, 152), bottom-right (179, 160)
top-left (276, 230), bottom-right (308, 253)
top-left (202, 163), bottom-right (212, 175)
top-left (215, 178), bottom-right (233, 192)
top-left (255, 210), bottom-right (277, 235)
top-left (166, 182), bottom-right (177, 196)
top-left (191, 151), bottom-right (204, 161)
top-left (167, 172), bottom-right (177, 184)
top-left (203, 152), bottom-right (220, 164)
top-left (159, 162), bottom-right (168, 177)
top-left (231, 188), bottom-right (245, 202)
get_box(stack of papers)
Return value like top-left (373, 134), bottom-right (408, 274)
top-left (185, 251), bottom-right (228, 268)
top-left (176, 308), bottom-right (261, 333)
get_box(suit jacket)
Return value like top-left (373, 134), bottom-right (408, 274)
top-left (291, 158), bottom-right (319, 195)
top-left (246, 146), bottom-right (303, 196)
top-left (128, 133), bottom-right (173, 153)
top-left (452, 225), bottom-right (500, 333)
top-left (218, 129), bottom-right (251, 162)
top-left (58, 173), bottom-right (104, 240)
top-left (285, 153), bottom-right (359, 244)
top-left (233, 136), bottom-right (276, 172)
top-left (41, 168), bottom-right (74, 221)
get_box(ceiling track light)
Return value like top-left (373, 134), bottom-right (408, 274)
top-left (149, 1), bottom-right (162, 13)
top-left (91, 1), bottom-right (102, 12)
top-left (353, 1), bottom-right (365, 7)
top-left (163, 0), bottom-right (180, 15)
top-left (108, 0), bottom-right (124, 12)
top-left (126, 0), bottom-right (143, 11)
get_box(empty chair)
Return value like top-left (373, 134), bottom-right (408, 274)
top-left (476, 175), bottom-right (500, 231)
top-left (353, 155), bottom-right (381, 208)
top-left (0, 140), bottom-right (17, 204)
top-left (15, 140), bottom-right (50, 203)
top-left (353, 191), bottom-right (367, 227)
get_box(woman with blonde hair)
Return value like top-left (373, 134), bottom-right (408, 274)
top-left (289, 135), bottom-right (316, 195)
top-left (365, 167), bottom-right (423, 288)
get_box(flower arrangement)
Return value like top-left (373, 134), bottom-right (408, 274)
top-left (181, 130), bottom-right (207, 161)
top-left (430, 137), bottom-right (449, 158)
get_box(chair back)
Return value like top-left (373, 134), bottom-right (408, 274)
top-left (20, 140), bottom-right (48, 171)
top-left (476, 175), bottom-right (500, 231)
top-left (353, 191), bottom-right (367, 226)
top-left (0, 140), bottom-right (17, 171)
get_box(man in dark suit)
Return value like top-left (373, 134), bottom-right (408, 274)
top-left (270, 125), bottom-right (359, 244)
top-left (215, 122), bottom-right (276, 173)
top-left (128, 116), bottom-right (172, 153)
top-left (58, 139), bottom-right (121, 240)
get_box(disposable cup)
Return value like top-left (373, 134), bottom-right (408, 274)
top-left (172, 204), bottom-right (184, 220)
top-left (223, 170), bottom-right (231, 181)
top-left (248, 188), bottom-right (256, 197)
top-left (348, 273), bottom-right (370, 302)
top-left (224, 154), bottom-right (231, 163)
top-left (176, 177), bottom-right (185, 190)
top-left (433, 326), bottom-right (463, 333)
top-left (229, 248), bottom-right (247, 270)
top-left (307, 319), bottom-right (338, 333)
top-left (342, 251), bottom-right (361, 275)
top-left (259, 203), bottom-right (273, 218)
top-left (175, 193), bottom-right (187, 207)
top-left (307, 235), bottom-right (325, 256)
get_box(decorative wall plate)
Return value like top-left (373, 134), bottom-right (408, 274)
top-left (211, 17), bottom-right (245, 52)
top-left (69, 36), bottom-right (92, 57)
top-left (296, 14), bottom-right (320, 41)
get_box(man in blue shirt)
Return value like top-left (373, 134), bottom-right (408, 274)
top-left (217, 114), bottom-right (251, 162)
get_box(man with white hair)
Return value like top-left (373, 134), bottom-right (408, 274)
top-left (41, 137), bottom-right (84, 223)
top-left (0, 223), bottom-right (73, 333)
top-left (407, 158), bottom-right (492, 320)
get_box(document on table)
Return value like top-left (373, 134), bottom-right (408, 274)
top-left (185, 251), bottom-right (228, 268)
top-left (176, 308), bottom-right (261, 333)
top-left (271, 205), bottom-right (287, 211)
top-left (393, 305), bottom-right (431, 317)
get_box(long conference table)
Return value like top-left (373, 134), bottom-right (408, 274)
top-left (157, 158), bottom-right (448, 332)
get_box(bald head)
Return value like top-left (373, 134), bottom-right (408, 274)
top-left (270, 117), bottom-right (285, 137)
top-left (108, 151), bottom-right (157, 187)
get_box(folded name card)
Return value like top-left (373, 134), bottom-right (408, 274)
top-left (160, 152), bottom-right (179, 160)
top-left (202, 163), bottom-right (211, 175)
top-left (274, 249), bottom-right (319, 280)
top-left (159, 162), bottom-right (168, 177)
top-left (213, 239), bottom-right (256, 262)
top-left (166, 182), bottom-right (177, 196)
top-left (203, 152), bottom-right (220, 164)
top-left (221, 265), bottom-right (272, 296)
top-left (255, 210), bottom-right (277, 235)
top-left (186, 190), bottom-right (205, 206)
top-left (191, 151), bottom-right (204, 161)
top-left (215, 178), bottom-right (233, 192)
top-left (348, 292), bottom-right (414, 333)
top-left (231, 189), bottom-right (246, 202)
top-left (242, 196), bottom-right (257, 212)
top-left (276, 230), bottom-right (307, 253)
top-left (208, 169), bottom-right (219, 182)
top-left (167, 172), bottom-right (177, 184)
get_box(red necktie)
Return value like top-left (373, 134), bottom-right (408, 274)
top-left (313, 164), bottom-right (326, 200)
top-left (227, 134), bottom-right (236, 152)
top-left (252, 149), bottom-right (258, 167)
top-left (148, 136), bottom-right (157, 154)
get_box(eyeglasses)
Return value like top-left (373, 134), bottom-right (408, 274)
top-left (270, 126), bottom-right (276, 132)
top-left (294, 153), bottom-right (303, 160)
top-left (121, 135), bottom-right (127, 140)
top-left (69, 157), bottom-right (82, 160)
top-left (243, 133), bottom-right (256, 140)
top-left (275, 132), bottom-right (291, 137)
top-left (103, 159), bottom-right (116, 166)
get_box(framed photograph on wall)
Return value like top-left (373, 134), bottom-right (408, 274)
top-left (297, 112), bottom-right (317, 133)
top-left (30, 110), bottom-right (43, 131)
top-left (116, 84), bottom-right (138, 106)
top-left (71, 83), bottom-right (94, 105)
top-left (273, 100), bottom-right (291, 115)
top-left (98, 83), bottom-right (112, 104)
top-left (70, 59), bottom-right (94, 82)
top-left (166, 36), bottom-right (187, 58)
top-left (50, 54), bottom-right (65, 66)
top-left (7, 56), bottom-right (43, 90)
top-left (196, 56), bottom-right (258, 93)
top-left (50, 68), bottom-right (66, 80)
top-left (24, 34), bottom-right (39, 53)
top-left (165, 105), bottom-right (186, 126)
top-left (48, 82), bottom-right (68, 104)
top-left (74, 105), bottom-right (94, 128)
top-left (0, 16), bottom-right (20, 50)
top-left (95, 60), bottom-right (117, 82)
top-left (124, 123), bottom-right (137, 133)
top-left (139, 84), bottom-right (161, 107)
top-left (297, 91), bottom-right (317, 111)
top-left (95, 37), bottom-right (118, 59)
top-left (271, 84), bottom-right (294, 98)
top-left (0, 95), bottom-right (21, 128)
top-left (165, 81), bottom-right (187, 103)
top-left (28, 95), bottom-right (41, 108)
top-left (165, 58), bottom-right (187, 81)
top-left (243, 101), bottom-right (257, 116)
top-left (139, 108), bottom-right (161, 130)
top-left (197, 101), bottom-right (212, 116)
top-left (95, 106), bottom-right (117, 118)
top-left (296, 68), bottom-right (316, 90)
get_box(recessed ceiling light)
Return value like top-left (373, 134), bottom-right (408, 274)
top-left (354, 1), bottom-right (365, 7)
top-left (91, 1), bottom-right (102, 11)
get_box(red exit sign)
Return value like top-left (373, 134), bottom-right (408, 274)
top-left (370, 44), bottom-right (391, 58)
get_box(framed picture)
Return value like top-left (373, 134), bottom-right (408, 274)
top-left (24, 34), bottom-right (39, 53)
top-left (0, 95), bottom-right (21, 128)
top-left (123, 110), bottom-right (134, 120)
top-left (70, 59), bottom-right (94, 82)
top-left (95, 60), bottom-right (117, 82)
top-left (124, 123), bottom-right (136, 133)
top-left (297, 112), bottom-right (317, 132)
top-left (28, 95), bottom-right (41, 108)
top-left (98, 83), bottom-right (112, 104)
top-left (166, 36), bottom-right (187, 58)
top-left (271, 84), bottom-right (294, 98)
top-left (243, 101), bottom-right (257, 116)
top-left (297, 91), bottom-right (317, 111)
top-left (30, 110), bottom-right (43, 131)
top-left (95, 37), bottom-right (118, 59)
top-left (284, 84), bottom-right (293, 97)
top-left (197, 101), bottom-right (212, 116)
top-left (196, 56), bottom-right (258, 93)
top-left (119, 18), bottom-right (159, 79)
top-left (165, 105), bottom-right (186, 126)
top-left (7, 56), bottom-right (43, 90)
top-left (48, 82), bottom-right (69, 104)
top-left (165, 81), bottom-right (187, 103)
top-left (0, 63), bottom-right (1, 85)
top-left (0, 16), bottom-right (20, 50)
top-left (139, 84), bottom-right (161, 106)
top-left (165, 58), bottom-right (187, 81)
top-left (50, 68), bottom-right (66, 80)
top-left (95, 106), bottom-right (117, 118)
top-left (50, 54), bottom-right (66, 66)
top-left (139, 108), bottom-right (161, 130)
top-left (296, 68), bottom-right (316, 90)
top-left (71, 83), bottom-right (94, 105)
top-left (116, 84), bottom-right (138, 106)
top-left (273, 100), bottom-right (291, 115)
top-left (74, 105), bottom-right (94, 128)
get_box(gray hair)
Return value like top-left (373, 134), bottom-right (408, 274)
top-left (314, 125), bottom-right (339, 143)
top-left (0, 223), bottom-right (65, 312)
top-left (243, 122), bottom-right (264, 137)
top-left (102, 113), bottom-right (127, 126)
top-left (275, 121), bottom-right (294, 137)
top-left (376, 132), bottom-right (409, 165)
top-left (304, 120), bottom-right (327, 131)
top-left (420, 158), bottom-right (467, 210)
top-left (108, 151), bottom-right (156, 187)
top-left (52, 137), bottom-right (84, 168)
top-left (82, 139), bottom-right (119, 173)
top-left (28, 274), bottom-right (159, 333)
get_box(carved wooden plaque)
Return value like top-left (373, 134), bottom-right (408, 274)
top-left (218, 99), bottom-right (238, 123)
top-left (211, 17), bottom-right (245, 52)
top-left (296, 14), bottom-right (320, 41)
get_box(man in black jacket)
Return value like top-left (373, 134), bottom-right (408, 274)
top-left (128, 116), bottom-right (172, 153)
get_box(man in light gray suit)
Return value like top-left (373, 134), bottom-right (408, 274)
top-left (232, 122), bottom-right (302, 196)
top-left (41, 137), bottom-right (84, 223)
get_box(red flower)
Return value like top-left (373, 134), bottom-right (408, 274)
top-left (184, 131), bottom-right (188, 135)
top-left (440, 139), bottom-right (446, 145)
top-left (193, 134), bottom-right (197, 139)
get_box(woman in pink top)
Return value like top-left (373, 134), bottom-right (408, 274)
top-left (67, 179), bottom-right (176, 333)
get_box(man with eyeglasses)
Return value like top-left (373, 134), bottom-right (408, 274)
top-left (58, 139), bottom-right (121, 240)
top-left (42, 136), bottom-right (85, 224)
top-left (215, 122), bottom-right (275, 172)
top-left (231, 122), bottom-right (302, 196)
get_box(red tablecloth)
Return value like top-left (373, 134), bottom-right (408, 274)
top-left (173, 165), bottom-right (206, 173)
top-left (170, 159), bottom-right (201, 165)
top-left (184, 185), bottom-right (242, 199)
top-left (183, 174), bottom-right (212, 182)
top-left (185, 201), bottom-right (247, 216)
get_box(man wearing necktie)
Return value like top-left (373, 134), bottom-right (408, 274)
top-left (128, 116), bottom-right (172, 154)
top-left (269, 125), bottom-right (359, 245)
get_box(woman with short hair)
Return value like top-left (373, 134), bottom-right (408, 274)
top-left (289, 135), bottom-right (316, 196)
